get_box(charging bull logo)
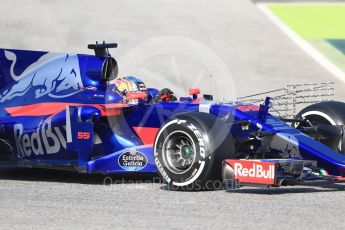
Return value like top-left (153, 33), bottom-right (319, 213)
top-left (0, 50), bottom-right (83, 103)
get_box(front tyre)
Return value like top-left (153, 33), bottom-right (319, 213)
top-left (154, 112), bottom-right (235, 191)
top-left (295, 101), bottom-right (345, 154)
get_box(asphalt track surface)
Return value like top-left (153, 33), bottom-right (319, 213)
top-left (0, 0), bottom-right (345, 229)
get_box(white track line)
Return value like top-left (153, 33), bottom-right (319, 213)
top-left (257, 3), bottom-right (345, 84)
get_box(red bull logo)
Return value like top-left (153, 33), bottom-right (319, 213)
top-left (13, 122), bottom-right (67, 157)
top-left (226, 160), bottom-right (276, 185)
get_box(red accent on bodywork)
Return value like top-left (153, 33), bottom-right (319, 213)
top-left (236, 105), bottom-right (260, 112)
top-left (335, 176), bottom-right (345, 181)
top-left (103, 103), bottom-right (128, 116)
top-left (5, 102), bottom-right (129, 117)
top-left (193, 99), bottom-right (200, 104)
top-left (125, 92), bottom-right (147, 100)
top-left (225, 160), bottom-right (276, 185)
top-left (6, 102), bottom-right (76, 116)
top-left (77, 131), bottom-right (91, 139)
top-left (160, 94), bottom-right (170, 101)
top-left (189, 88), bottom-right (200, 95)
top-left (133, 127), bottom-right (159, 145)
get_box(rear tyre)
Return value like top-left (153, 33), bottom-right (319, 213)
top-left (154, 112), bottom-right (235, 191)
top-left (295, 101), bottom-right (345, 154)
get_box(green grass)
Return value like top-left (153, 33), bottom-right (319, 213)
top-left (268, 4), bottom-right (345, 39)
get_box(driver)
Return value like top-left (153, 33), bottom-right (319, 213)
top-left (115, 76), bottom-right (177, 104)
top-left (115, 76), bottom-right (149, 104)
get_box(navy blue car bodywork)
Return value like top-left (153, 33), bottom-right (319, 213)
top-left (0, 45), bottom-right (345, 177)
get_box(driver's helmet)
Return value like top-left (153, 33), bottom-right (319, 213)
top-left (115, 76), bottom-right (149, 105)
top-left (115, 76), bottom-right (148, 103)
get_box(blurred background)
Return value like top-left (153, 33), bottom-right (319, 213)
top-left (1, 0), bottom-right (344, 100)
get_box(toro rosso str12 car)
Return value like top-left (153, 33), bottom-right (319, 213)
top-left (0, 42), bottom-right (345, 191)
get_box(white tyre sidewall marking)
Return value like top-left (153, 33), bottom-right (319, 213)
top-left (155, 157), bottom-right (171, 183)
top-left (154, 119), bottom-right (180, 157)
top-left (301, 110), bottom-right (342, 151)
top-left (154, 119), bottom-right (181, 184)
top-left (301, 111), bottom-right (337, 125)
top-left (172, 161), bottom-right (206, 187)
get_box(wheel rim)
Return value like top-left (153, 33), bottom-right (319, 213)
top-left (162, 131), bottom-right (196, 174)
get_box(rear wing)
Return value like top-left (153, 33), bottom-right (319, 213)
top-left (237, 82), bottom-right (335, 118)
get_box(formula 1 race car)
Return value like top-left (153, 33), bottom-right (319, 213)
top-left (0, 42), bottom-right (345, 191)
